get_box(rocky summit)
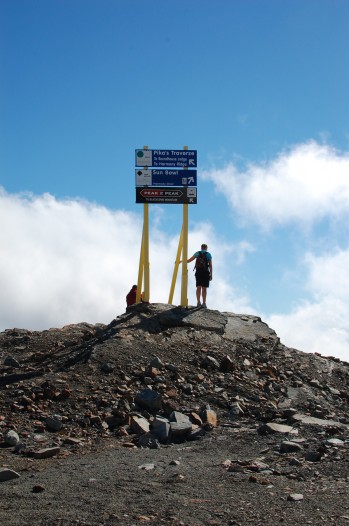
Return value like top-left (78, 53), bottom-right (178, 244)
top-left (1, 303), bottom-right (349, 526)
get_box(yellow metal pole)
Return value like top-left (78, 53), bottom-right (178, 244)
top-left (180, 203), bottom-right (189, 306)
top-left (136, 226), bottom-right (144, 303)
top-left (168, 227), bottom-right (183, 304)
top-left (143, 203), bottom-right (150, 302)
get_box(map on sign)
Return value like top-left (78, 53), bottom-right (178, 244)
top-left (135, 149), bottom-right (197, 168)
top-left (136, 169), bottom-right (197, 187)
top-left (136, 186), bottom-right (197, 204)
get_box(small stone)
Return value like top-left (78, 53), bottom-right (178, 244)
top-left (63, 437), bottom-right (83, 446)
top-left (45, 416), bottom-right (63, 432)
top-left (5, 430), bottom-right (20, 446)
top-left (304, 450), bottom-right (322, 462)
top-left (138, 463), bottom-right (155, 470)
top-left (202, 408), bottom-right (217, 427)
top-left (33, 447), bottom-right (61, 459)
top-left (101, 362), bottom-right (114, 374)
top-left (135, 389), bottom-right (162, 411)
top-left (229, 402), bottom-right (244, 419)
top-left (152, 417), bottom-right (170, 442)
top-left (201, 355), bottom-right (220, 369)
top-left (169, 473), bottom-right (186, 482)
top-left (130, 415), bottom-right (150, 435)
top-left (326, 438), bottom-right (345, 446)
top-left (291, 413), bottom-right (346, 428)
top-left (220, 355), bottom-right (234, 372)
top-left (289, 458), bottom-right (302, 466)
top-left (0, 468), bottom-right (20, 482)
top-left (170, 411), bottom-right (191, 424)
top-left (4, 356), bottom-right (21, 367)
top-left (170, 421), bottom-right (192, 437)
top-left (280, 441), bottom-right (303, 454)
top-left (137, 433), bottom-right (160, 449)
top-left (149, 356), bottom-right (163, 369)
top-left (287, 493), bottom-right (304, 502)
top-left (189, 412), bottom-right (202, 426)
top-left (32, 485), bottom-right (45, 493)
top-left (310, 379), bottom-right (320, 387)
top-left (258, 422), bottom-right (294, 434)
top-left (166, 388), bottom-right (178, 398)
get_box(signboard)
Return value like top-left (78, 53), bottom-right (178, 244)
top-left (136, 149), bottom-right (197, 168)
top-left (136, 187), bottom-right (197, 204)
top-left (136, 169), bottom-right (197, 187)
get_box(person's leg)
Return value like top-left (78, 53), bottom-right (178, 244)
top-left (202, 287), bottom-right (207, 304)
top-left (196, 286), bottom-right (202, 304)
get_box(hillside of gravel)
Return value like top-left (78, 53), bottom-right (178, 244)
top-left (1, 302), bottom-right (349, 525)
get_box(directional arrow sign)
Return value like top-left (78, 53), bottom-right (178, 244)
top-left (135, 169), bottom-right (197, 187)
top-left (135, 149), bottom-right (197, 168)
top-left (136, 187), bottom-right (197, 204)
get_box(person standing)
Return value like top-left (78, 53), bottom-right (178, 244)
top-left (182, 243), bottom-right (212, 308)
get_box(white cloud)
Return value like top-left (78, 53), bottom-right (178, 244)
top-left (203, 141), bottom-right (349, 228)
top-left (0, 188), bottom-right (252, 331)
top-left (305, 249), bottom-right (349, 300)
top-left (0, 189), bottom-right (143, 330)
top-left (201, 141), bottom-right (349, 361)
top-left (266, 297), bottom-right (349, 363)
top-left (266, 247), bottom-right (349, 362)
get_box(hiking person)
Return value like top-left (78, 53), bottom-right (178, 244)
top-left (126, 285), bottom-right (139, 307)
top-left (181, 243), bottom-right (212, 308)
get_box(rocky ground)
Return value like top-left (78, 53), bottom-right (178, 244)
top-left (1, 303), bottom-right (349, 525)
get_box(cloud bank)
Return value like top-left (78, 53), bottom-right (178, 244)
top-left (204, 141), bottom-right (349, 228)
top-left (266, 247), bottom-right (349, 362)
top-left (0, 188), bottom-right (250, 332)
top-left (204, 141), bottom-right (349, 361)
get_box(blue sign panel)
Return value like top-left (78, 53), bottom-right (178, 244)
top-left (136, 187), bottom-right (197, 204)
top-left (136, 169), bottom-right (197, 187)
top-left (136, 149), bottom-right (197, 168)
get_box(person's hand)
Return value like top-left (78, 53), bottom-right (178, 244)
top-left (209, 276), bottom-right (212, 281)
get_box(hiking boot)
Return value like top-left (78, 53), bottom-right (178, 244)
top-left (197, 301), bottom-right (202, 308)
top-left (202, 303), bottom-right (207, 309)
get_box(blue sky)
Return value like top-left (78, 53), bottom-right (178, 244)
top-left (1, 0), bottom-right (349, 360)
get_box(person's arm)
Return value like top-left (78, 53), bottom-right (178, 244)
top-left (179, 254), bottom-right (196, 263)
top-left (209, 259), bottom-right (213, 279)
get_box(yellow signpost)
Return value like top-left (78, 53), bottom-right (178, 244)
top-left (180, 202), bottom-right (189, 307)
top-left (135, 145), bottom-right (196, 307)
top-left (136, 202), bottom-right (150, 303)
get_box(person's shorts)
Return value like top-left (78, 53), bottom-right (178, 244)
top-left (195, 270), bottom-right (210, 288)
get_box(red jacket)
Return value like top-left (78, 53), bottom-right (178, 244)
top-left (126, 287), bottom-right (137, 306)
